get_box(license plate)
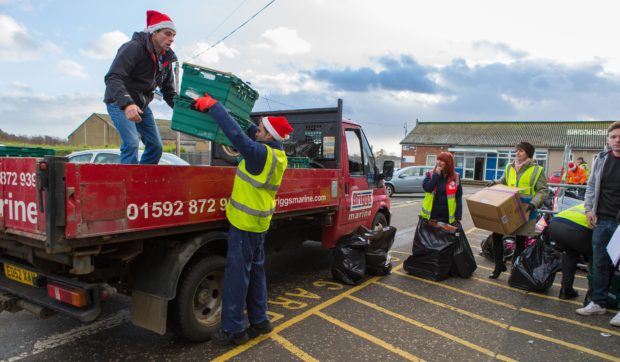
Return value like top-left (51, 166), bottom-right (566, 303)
top-left (3, 263), bottom-right (38, 286)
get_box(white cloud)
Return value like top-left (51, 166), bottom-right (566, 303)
top-left (7, 81), bottom-right (32, 93)
top-left (57, 59), bottom-right (89, 79)
top-left (181, 41), bottom-right (239, 66)
top-left (80, 31), bottom-right (130, 59)
top-left (255, 27), bottom-right (311, 55)
top-left (0, 14), bottom-right (59, 61)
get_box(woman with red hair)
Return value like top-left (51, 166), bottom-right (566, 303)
top-left (420, 152), bottom-right (463, 225)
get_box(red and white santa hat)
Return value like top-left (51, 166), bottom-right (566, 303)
top-left (145, 10), bottom-right (176, 33)
top-left (568, 162), bottom-right (576, 169)
top-left (262, 116), bottom-right (294, 141)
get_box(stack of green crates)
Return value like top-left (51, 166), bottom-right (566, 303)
top-left (172, 63), bottom-right (259, 147)
top-left (0, 145), bottom-right (55, 157)
top-left (287, 157), bottom-right (311, 169)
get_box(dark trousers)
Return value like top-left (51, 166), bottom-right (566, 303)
top-left (548, 221), bottom-right (592, 290)
top-left (492, 232), bottom-right (526, 269)
top-left (220, 225), bottom-right (268, 333)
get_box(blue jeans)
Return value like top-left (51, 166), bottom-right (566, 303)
top-left (591, 219), bottom-right (619, 306)
top-left (106, 103), bottom-right (162, 164)
top-left (220, 225), bottom-right (268, 334)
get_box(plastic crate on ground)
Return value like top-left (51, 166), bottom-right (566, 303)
top-left (171, 96), bottom-right (253, 147)
top-left (180, 63), bottom-right (259, 121)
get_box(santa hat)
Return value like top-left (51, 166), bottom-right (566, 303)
top-left (568, 162), bottom-right (576, 169)
top-left (145, 10), bottom-right (176, 33)
top-left (262, 116), bottom-right (294, 141)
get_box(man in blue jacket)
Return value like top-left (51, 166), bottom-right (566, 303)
top-left (577, 121), bottom-right (620, 327)
top-left (104, 10), bottom-right (177, 164)
top-left (193, 93), bottom-right (294, 344)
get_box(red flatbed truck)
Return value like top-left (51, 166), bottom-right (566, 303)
top-left (0, 100), bottom-right (394, 341)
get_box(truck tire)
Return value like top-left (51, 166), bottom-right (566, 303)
top-left (215, 144), bottom-right (240, 165)
top-left (169, 255), bottom-right (226, 342)
top-left (371, 212), bottom-right (388, 231)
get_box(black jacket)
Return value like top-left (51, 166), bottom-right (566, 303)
top-left (104, 32), bottom-right (177, 110)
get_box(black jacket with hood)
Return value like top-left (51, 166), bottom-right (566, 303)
top-left (104, 31), bottom-right (177, 110)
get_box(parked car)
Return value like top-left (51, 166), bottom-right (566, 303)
top-left (548, 170), bottom-right (563, 184)
top-left (66, 149), bottom-right (190, 165)
top-left (384, 165), bottom-right (434, 197)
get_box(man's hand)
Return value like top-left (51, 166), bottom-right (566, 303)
top-left (125, 104), bottom-right (143, 122)
top-left (193, 93), bottom-right (217, 112)
top-left (486, 180), bottom-right (496, 187)
top-left (526, 203), bottom-right (535, 212)
top-left (587, 211), bottom-right (597, 228)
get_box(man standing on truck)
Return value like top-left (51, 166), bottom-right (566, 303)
top-left (193, 93), bottom-right (294, 345)
top-left (104, 10), bottom-right (177, 164)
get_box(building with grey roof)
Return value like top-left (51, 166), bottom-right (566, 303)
top-left (400, 120), bottom-right (613, 181)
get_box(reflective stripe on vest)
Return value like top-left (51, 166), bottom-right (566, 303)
top-left (505, 163), bottom-right (543, 196)
top-left (226, 145), bottom-right (287, 233)
top-left (420, 173), bottom-right (459, 223)
top-left (555, 204), bottom-right (590, 229)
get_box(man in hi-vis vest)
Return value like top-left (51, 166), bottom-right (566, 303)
top-left (194, 93), bottom-right (294, 345)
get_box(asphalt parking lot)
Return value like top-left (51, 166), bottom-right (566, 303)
top-left (1, 191), bottom-right (619, 361)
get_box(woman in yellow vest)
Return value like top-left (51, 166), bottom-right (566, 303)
top-left (421, 152), bottom-right (463, 225)
top-left (548, 204), bottom-right (592, 299)
top-left (193, 93), bottom-right (293, 345)
top-left (489, 142), bottom-right (548, 279)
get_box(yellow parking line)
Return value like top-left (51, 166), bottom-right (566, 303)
top-left (376, 282), bottom-right (620, 361)
top-left (212, 276), bottom-right (381, 362)
top-left (347, 295), bottom-right (517, 362)
top-left (270, 333), bottom-right (319, 362)
top-left (314, 311), bottom-right (423, 361)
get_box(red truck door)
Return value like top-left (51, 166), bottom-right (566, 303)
top-left (341, 126), bottom-right (384, 230)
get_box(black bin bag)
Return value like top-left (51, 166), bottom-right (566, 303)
top-left (404, 218), bottom-right (457, 281)
top-left (331, 235), bottom-right (368, 285)
top-left (508, 239), bottom-right (561, 292)
top-left (364, 226), bottom-right (397, 276)
top-left (450, 226), bottom-right (477, 278)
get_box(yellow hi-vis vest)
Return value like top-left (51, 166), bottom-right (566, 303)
top-left (420, 173), bottom-right (460, 224)
top-left (505, 163), bottom-right (543, 197)
top-left (579, 163), bottom-right (589, 178)
top-left (226, 145), bottom-right (287, 233)
top-left (555, 204), bottom-right (590, 229)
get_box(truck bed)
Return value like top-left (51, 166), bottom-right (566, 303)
top-left (0, 157), bottom-right (340, 250)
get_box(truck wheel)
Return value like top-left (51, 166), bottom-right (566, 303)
top-left (215, 144), bottom-right (240, 165)
top-left (371, 212), bottom-right (388, 231)
top-left (385, 184), bottom-right (394, 197)
top-left (169, 255), bottom-right (226, 342)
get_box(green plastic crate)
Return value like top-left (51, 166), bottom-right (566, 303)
top-left (0, 145), bottom-right (55, 157)
top-left (180, 63), bottom-right (259, 121)
top-left (171, 96), bottom-right (253, 147)
top-left (287, 157), bottom-right (311, 169)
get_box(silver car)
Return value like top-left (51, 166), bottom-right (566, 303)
top-left (384, 165), bottom-right (434, 197)
top-left (66, 149), bottom-right (190, 165)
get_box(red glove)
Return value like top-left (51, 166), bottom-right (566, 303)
top-left (193, 93), bottom-right (217, 112)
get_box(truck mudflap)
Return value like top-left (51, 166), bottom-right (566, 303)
top-left (0, 258), bottom-right (101, 322)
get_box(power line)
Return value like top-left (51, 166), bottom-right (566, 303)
top-left (187, 0), bottom-right (277, 62)
top-left (202, 0), bottom-right (249, 44)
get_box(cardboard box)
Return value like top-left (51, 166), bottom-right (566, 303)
top-left (466, 185), bottom-right (529, 234)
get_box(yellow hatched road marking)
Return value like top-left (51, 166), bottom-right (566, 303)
top-left (377, 282), bottom-right (620, 361)
top-left (270, 333), bottom-right (319, 362)
top-left (314, 310), bottom-right (424, 362)
top-left (212, 276), bottom-right (381, 362)
top-left (347, 295), bottom-right (517, 362)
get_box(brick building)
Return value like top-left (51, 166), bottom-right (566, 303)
top-left (400, 120), bottom-right (614, 181)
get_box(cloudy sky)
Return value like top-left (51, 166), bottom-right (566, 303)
top-left (1, 0), bottom-right (620, 155)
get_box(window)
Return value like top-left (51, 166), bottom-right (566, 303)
top-left (426, 155), bottom-right (436, 166)
top-left (94, 153), bottom-right (120, 164)
top-left (69, 153), bottom-right (93, 163)
top-left (345, 129), bottom-right (364, 176)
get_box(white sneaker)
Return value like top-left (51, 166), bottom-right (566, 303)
top-left (610, 311), bottom-right (620, 327)
top-left (576, 302), bottom-right (607, 316)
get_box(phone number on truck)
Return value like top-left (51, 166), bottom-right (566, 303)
top-left (0, 171), bottom-right (36, 188)
top-left (126, 198), bottom-right (227, 220)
